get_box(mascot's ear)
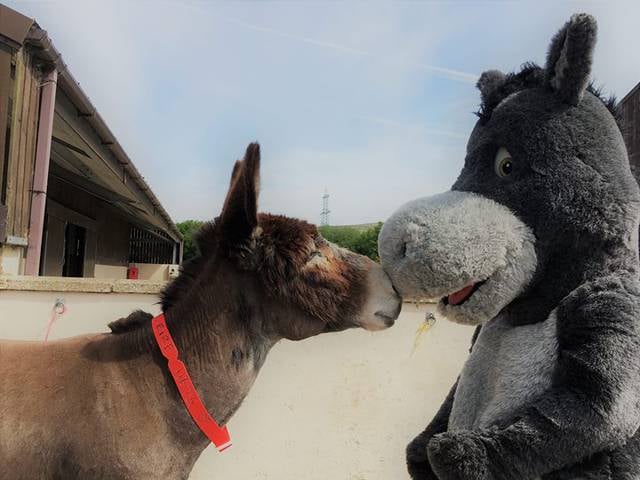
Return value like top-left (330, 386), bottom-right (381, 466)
top-left (476, 70), bottom-right (506, 106)
top-left (545, 13), bottom-right (597, 106)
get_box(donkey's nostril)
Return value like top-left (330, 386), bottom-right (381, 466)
top-left (400, 241), bottom-right (407, 258)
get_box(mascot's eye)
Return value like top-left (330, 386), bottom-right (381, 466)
top-left (494, 147), bottom-right (514, 178)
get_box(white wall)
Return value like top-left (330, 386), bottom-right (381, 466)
top-left (94, 263), bottom-right (176, 281)
top-left (0, 290), bottom-right (162, 340)
top-left (93, 264), bottom-right (129, 280)
top-left (0, 291), bottom-right (472, 479)
top-left (0, 245), bottom-right (24, 275)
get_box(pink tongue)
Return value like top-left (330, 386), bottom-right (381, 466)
top-left (448, 284), bottom-right (476, 306)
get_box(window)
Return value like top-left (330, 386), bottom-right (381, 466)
top-left (129, 226), bottom-right (175, 264)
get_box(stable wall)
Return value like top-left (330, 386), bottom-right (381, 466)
top-left (94, 263), bottom-right (174, 281)
top-left (621, 82), bottom-right (640, 183)
top-left (0, 244), bottom-right (23, 275)
top-left (0, 41), bottom-right (43, 273)
top-left (43, 175), bottom-right (132, 277)
top-left (0, 281), bottom-right (471, 480)
top-left (0, 43), bottom-right (41, 244)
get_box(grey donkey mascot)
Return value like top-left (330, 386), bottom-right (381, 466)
top-left (379, 14), bottom-right (640, 480)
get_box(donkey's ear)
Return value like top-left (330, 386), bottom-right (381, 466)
top-left (218, 143), bottom-right (261, 244)
top-left (229, 159), bottom-right (243, 187)
top-left (545, 13), bottom-right (597, 106)
top-left (477, 70), bottom-right (506, 105)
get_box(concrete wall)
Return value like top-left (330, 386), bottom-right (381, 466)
top-left (0, 288), bottom-right (162, 340)
top-left (136, 263), bottom-right (174, 281)
top-left (0, 288), bottom-right (471, 480)
top-left (94, 263), bottom-right (175, 281)
top-left (0, 245), bottom-right (24, 275)
top-left (94, 264), bottom-right (128, 279)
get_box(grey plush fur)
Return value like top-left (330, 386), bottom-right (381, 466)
top-left (380, 191), bottom-right (537, 325)
top-left (379, 13), bottom-right (640, 479)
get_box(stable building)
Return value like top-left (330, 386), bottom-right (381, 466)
top-left (0, 5), bottom-right (182, 279)
top-left (621, 81), bottom-right (640, 182)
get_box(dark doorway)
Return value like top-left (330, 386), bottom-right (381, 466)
top-left (63, 223), bottom-right (86, 277)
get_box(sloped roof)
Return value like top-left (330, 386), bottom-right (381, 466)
top-left (0, 4), bottom-right (182, 242)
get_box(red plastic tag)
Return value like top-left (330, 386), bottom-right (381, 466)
top-left (152, 314), bottom-right (232, 452)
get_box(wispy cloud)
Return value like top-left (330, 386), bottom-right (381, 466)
top-left (220, 15), bottom-right (478, 83)
top-left (355, 115), bottom-right (468, 140)
top-left (173, 0), bottom-right (477, 84)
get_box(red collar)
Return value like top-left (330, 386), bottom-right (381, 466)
top-left (151, 314), bottom-right (232, 452)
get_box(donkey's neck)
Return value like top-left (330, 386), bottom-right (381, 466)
top-left (113, 274), bottom-right (277, 471)
top-left (165, 301), bottom-right (274, 420)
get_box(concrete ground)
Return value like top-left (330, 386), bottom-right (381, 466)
top-left (0, 293), bottom-right (473, 479)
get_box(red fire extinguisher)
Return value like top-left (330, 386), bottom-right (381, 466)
top-left (127, 263), bottom-right (139, 280)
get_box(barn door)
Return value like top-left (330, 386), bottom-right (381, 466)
top-left (62, 223), bottom-right (86, 277)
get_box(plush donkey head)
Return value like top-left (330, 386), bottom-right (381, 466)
top-left (379, 14), bottom-right (640, 326)
top-left (157, 143), bottom-right (401, 341)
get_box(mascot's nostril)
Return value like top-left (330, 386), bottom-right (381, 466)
top-left (400, 241), bottom-right (408, 258)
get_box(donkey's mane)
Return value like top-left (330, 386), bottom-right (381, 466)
top-left (475, 62), bottom-right (620, 127)
top-left (160, 221), bottom-right (218, 313)
top-left (108, 221), bottom-right (218, 334)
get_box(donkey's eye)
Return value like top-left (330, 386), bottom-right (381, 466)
top-left (494, 147), bottom-right (513, 178)
top-left (309, 250), bottom-right (323, 260)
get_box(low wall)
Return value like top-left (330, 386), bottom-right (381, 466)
top-left (0, 277), bottom-right (472, 480)
top-left (93, 264), bottom-right (128, 280)
top-left (0, 277), bottom-right (163, 340)
top-left (94, 263), bottom-right (176, 281)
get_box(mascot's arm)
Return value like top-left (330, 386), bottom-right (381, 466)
top-left (427, 275), bottom-right (640, 480)
top-left (407, 326), bottom-right (481, 480)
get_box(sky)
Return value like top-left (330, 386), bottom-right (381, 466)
top-left (6, 0), bottom-right (640, 225)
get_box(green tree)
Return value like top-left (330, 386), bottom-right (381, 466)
top-left (352, 222), bottom-right (383, 261)
top-left (179, 220), bottom-right (384, 263)
top-left (177, 220), bottom-right (205, 262)
top-left (318, 222), bottom-right (383, 261)
top-left (318, 225), bottom-right (361, 251)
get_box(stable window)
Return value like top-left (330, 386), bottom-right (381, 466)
top-left (129, 226), bottom-right (175, 264)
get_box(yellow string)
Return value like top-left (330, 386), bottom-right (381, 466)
top-left (411, 311), bottom-right (436, 355)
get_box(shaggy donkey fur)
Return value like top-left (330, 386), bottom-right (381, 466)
top-left (0, 144), bottom-right (401, 480)
top-left (379, 14), bottom-right (640, 480)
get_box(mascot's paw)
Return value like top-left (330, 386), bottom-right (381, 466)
top-left (427, 431), bottom-right (492, 480)
top-left (406, 435), bottom-right (437, 480)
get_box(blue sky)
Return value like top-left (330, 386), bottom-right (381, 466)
top-left (7, 1), bottom-right (640, 225)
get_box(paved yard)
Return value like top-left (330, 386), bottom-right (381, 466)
top-left (191, 302), bottom-right (472, 480)
top-left (0, 293), bottom-right (473, 479)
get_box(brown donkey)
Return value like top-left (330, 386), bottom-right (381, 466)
top-left (0, 143), bottom-right (401, 480)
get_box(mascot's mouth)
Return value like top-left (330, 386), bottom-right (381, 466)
top-left (442, 280), bottom-right (487, 306)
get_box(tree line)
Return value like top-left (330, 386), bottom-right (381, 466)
top-left (318, 223), bottom-right (383, 261)
top-left (177, 220), bottom-right (383, 262)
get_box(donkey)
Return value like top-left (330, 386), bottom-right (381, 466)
top-left (0, 143), bottom-right (401, 480)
